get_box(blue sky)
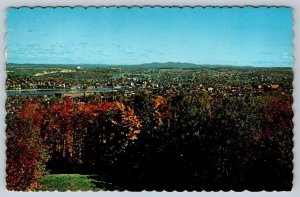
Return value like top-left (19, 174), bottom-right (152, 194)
top-left (6, 7), bottom-right (293, 66)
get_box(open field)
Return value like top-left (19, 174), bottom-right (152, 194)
top-left (38, 174), bottom-right (125, 191)
top-left (38, 174), bottom-right (101, 191)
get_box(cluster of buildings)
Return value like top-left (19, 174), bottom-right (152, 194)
top-left (6, 68), bottom-right (293, 101)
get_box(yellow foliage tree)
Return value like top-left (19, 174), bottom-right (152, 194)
top-left (113, 102), bottom-right (142, 142)
top-left (153, 96), bottom-right (168, 126)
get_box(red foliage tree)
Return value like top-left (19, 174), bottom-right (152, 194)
top-left (6, 103), bottom-right (48, 191)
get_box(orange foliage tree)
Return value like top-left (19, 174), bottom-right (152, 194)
top-left (37, 98), bottom-right (142, 172)
top-left (6, 103), bottom-right (49, 191)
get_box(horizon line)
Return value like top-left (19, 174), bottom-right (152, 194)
top-left (6, 62), bottom-right (293, 68)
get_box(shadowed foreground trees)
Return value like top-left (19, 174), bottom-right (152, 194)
top-left (6, 92), bottom-right (293, 191)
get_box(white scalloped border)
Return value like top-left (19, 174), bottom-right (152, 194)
top-left (0, 0), bottom-right (298, 196)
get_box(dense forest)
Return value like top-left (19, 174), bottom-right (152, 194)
top-left (6, 90), bottom-right (293, 191)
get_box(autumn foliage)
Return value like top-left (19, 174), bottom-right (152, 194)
top-left (6, 92), bottom-right (293, 190)
top-left (6, 103), bottom-right (48, 191)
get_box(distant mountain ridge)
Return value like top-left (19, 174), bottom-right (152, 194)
top-left (135, 62), bottom-right (203, 68)
top-left (7, 62), bottom-right (291, 69)
top-left (7, 62), bottom-right (239, 68)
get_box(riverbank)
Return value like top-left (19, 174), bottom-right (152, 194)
top-left (6, 87), bottom-right (118, 96)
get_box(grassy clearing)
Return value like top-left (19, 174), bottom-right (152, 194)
top-left (38, 174), bottom-right (102, 191)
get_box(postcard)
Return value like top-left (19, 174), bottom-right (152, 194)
top-left (5, 6), bottom-right (293, 191)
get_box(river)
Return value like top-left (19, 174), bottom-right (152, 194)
top-left (6, 87), bottom-right (116, 96)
